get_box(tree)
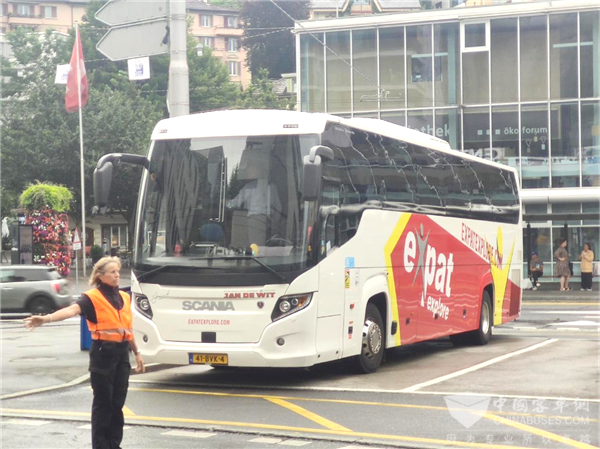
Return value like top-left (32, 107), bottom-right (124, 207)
top-left (236, 69), bottom-right (295, 109)
top-left (240, 0), bottom-right (309, 79)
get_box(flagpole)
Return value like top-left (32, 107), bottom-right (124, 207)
top-left (75, 23), bottom-right (87, 277)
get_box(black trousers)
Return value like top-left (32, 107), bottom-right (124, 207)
top-left (89, 341), bottom-right (131, 449)
top-left (581, 272), bottom-right (593, 290)
top-left (531, 272), bottom-right (542, 284)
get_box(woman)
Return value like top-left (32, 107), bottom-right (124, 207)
top-left (580, 243), bottom-right (594, 291)
top-left (24, 257), bottom-right (145, 449)
top-left (554, 238), bottom-right (571, 291)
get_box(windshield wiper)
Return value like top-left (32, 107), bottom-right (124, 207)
top-left (192, 256), bottom-right (287, 282)
top-left (135, 264), bottom-right (190, 283)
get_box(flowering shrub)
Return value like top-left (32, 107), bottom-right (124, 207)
top-left (25, 207), bottom-right (71, 276)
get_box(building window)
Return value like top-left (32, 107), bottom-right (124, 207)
top-left (462, 22), bottom-right (489, 52)
top-left (201, 36), bottom-right (213, 48)
top-left (228, 61), bottom-right (240, 76)
top-left (226, 16), bottom-right (236, 28)
top-left (101, 225), bottom-right (128, 254)
top-left (1, 4), bottom-right (7, 16)
top-left (326, 31), bottom-right (351, 113)
top-left (200, 15), bottom-right (213, 27)
top-left (300, 32), bottom-right (324, 113)
top-left (550, 102), bottom-right (580, 188)
top-left (550, 14), bottom-right (578, 100)
top-left (352, 29), bottom-right (377, 112)
top-left (491, 18), bottom-right (518, 103)
top-left (43, 6), bottom-right (57, 18)
top-left (226, 37), bottom-right (238, 52)
top-left (379, 27), bottom-right (405, 111)
top-left (521, 104), bottom-right (550, 189)
top-left (520, 15), bottom-right (548, 102)
top-left (581, 100), bottom-right (600, 188)
top-left (580, 11), bottom-right (600, 99)
top-left (407, 25), bottom-right (432, 108)
top-left (15, 4), bottom-right (33, 17)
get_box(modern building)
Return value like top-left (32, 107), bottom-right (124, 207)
top-left (0, 0), bottom-right (251, 86)
top-left (296, 0), bottom-right (599, 276)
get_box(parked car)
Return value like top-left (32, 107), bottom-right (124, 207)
top-left (0, 265), bottom-right (71, 314)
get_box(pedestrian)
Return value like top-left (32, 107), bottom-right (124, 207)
top-left (24, 256), bottom-right (145, 449)
top-left (530, 252), bottom-right (543, 290)
top-left (554, 238), bottom-right (572, 291)
top-left (580, 243), bottom-right (594, 291)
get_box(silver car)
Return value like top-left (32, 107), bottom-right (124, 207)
top-left (0, 265), bottom-right (71, 314)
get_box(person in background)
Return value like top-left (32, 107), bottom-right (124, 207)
top-left (580, 243), bottom-right (594, 291)
top-left (24, 257), bottom-right (145, 449)
top-left (554, 238), bottom-right (572, 291)
top-left (530, 252), bottom-right (543, 291)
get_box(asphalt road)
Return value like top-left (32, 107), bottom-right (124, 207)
top-left (1, 298), bottom-right (598, 449)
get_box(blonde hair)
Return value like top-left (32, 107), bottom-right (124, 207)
top-left (89, 256), bottom-right (122, 287)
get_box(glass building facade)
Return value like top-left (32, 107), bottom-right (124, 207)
top-left (297, 0), bottom-right (600, 276)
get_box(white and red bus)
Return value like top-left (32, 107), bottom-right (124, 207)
top-left (94, 109), bottom-right (522, 373)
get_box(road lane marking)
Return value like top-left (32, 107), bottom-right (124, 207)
top-left (0, 408), bottom-right (535, 449)
top-left (279, 440), bottom-right (312, 446)
top-left (126, 387), bottom-right (600, 422)
top-left (3, 418), bottom-right (51, 426)
top-left (0, 373), bottom-right (90, 400)
top-left (522, 302), bottom-right (599, 306)
top-left (162, 430), bottom-right (215, 438)
top-left (399, 339), bottom-right (559, 392)
top-left (122, 405), bottom-right (135, 416)
top-left (550, 321), bottom-right (600, 326)
top-left (129, 386), bottom-right (600, 407)
top-left (482, 412), bottom-right (597, 449)
top-left (249, 437), bottom-right (283, 444)
top-left (265, 398), bottom-right (351, 432)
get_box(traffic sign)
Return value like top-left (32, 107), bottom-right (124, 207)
top-left (96, 19), bottom-right (169, 61)
top-left (95, 0), bottom-right (167, 27)
top-left (72, 229), bottom-right (82, 251)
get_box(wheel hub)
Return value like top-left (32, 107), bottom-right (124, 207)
top-left (362, 319), bottom-right (382, 359)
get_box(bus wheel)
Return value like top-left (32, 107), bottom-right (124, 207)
top-left (450, 291), bottom-right (492, 346)
top-left (353, 303), bottom-right (384, 374)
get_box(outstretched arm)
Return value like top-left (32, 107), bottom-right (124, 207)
top-left (24, 303), bottom-right (82, 329)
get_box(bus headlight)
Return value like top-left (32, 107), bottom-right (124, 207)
top-left (133, 293), bottom-right (153, 320)
top-left (271, 294), bottom-right (312, 322)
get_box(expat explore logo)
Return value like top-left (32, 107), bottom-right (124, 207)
top-left (404, 224), bottom-right (454, 320)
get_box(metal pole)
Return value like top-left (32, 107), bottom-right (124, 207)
top-left (168, 0), bottom-right (189, 117)
top-left (526, 223), bottom-right (532, 278)
top-left (76, 24), bottom-right (87, 277)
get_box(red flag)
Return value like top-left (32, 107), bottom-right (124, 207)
top-left (65, 27), bottom-right (88, 113)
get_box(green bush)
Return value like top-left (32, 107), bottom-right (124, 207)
top-left (90, 245), bottom-right (103, 263)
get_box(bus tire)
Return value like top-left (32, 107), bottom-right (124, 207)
top-left (352, 303), bottom-right (385, 374)
top-left (450, 291), bottom-right (492, 346)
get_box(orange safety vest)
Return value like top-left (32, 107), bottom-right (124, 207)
top-left (85, 288), bottom-right (133, 342)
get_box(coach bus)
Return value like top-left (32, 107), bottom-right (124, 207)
top-left (93, 109), bottom-right (522, 373)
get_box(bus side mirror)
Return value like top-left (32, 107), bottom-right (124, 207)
top-left (303, 145), bottom-right (334, 202)
top-left (93, 161), bottom-right (114, 215)
top-left (93, 153), bottom-right (150, 215)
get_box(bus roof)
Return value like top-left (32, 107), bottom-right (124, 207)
top-left (150, 109), bottom-right (518, 176)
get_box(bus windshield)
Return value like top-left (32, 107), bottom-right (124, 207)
top-left (134, 134), bottom-right (320, 283)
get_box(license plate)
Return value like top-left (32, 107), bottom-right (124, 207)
top-left (189, 353), bottom-right (228, 365)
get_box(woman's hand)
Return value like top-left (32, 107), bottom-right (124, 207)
top-left (135, 353), bottom-right (146, 373)
top-left (24, 315), bottom-right (48, 330)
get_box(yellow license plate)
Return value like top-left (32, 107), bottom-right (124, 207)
top-left (189, 353), bottom-right (228, 365)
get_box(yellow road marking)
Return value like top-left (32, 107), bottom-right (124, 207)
top-left (129, 387), bottom-right (600, 422)
top-left (482, 412), bottom-right (598, 449)
top-left (522, 302), bottom-right (600, 306)
top-left (265, 398), bottom-right (350, 432)
top-left (0, 408), bottom-right (535, 449)
top-left (122, 406), bottom-right (135, 416)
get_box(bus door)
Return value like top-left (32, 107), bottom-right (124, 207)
top-left (314, 184), bottom-right (344, 361)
